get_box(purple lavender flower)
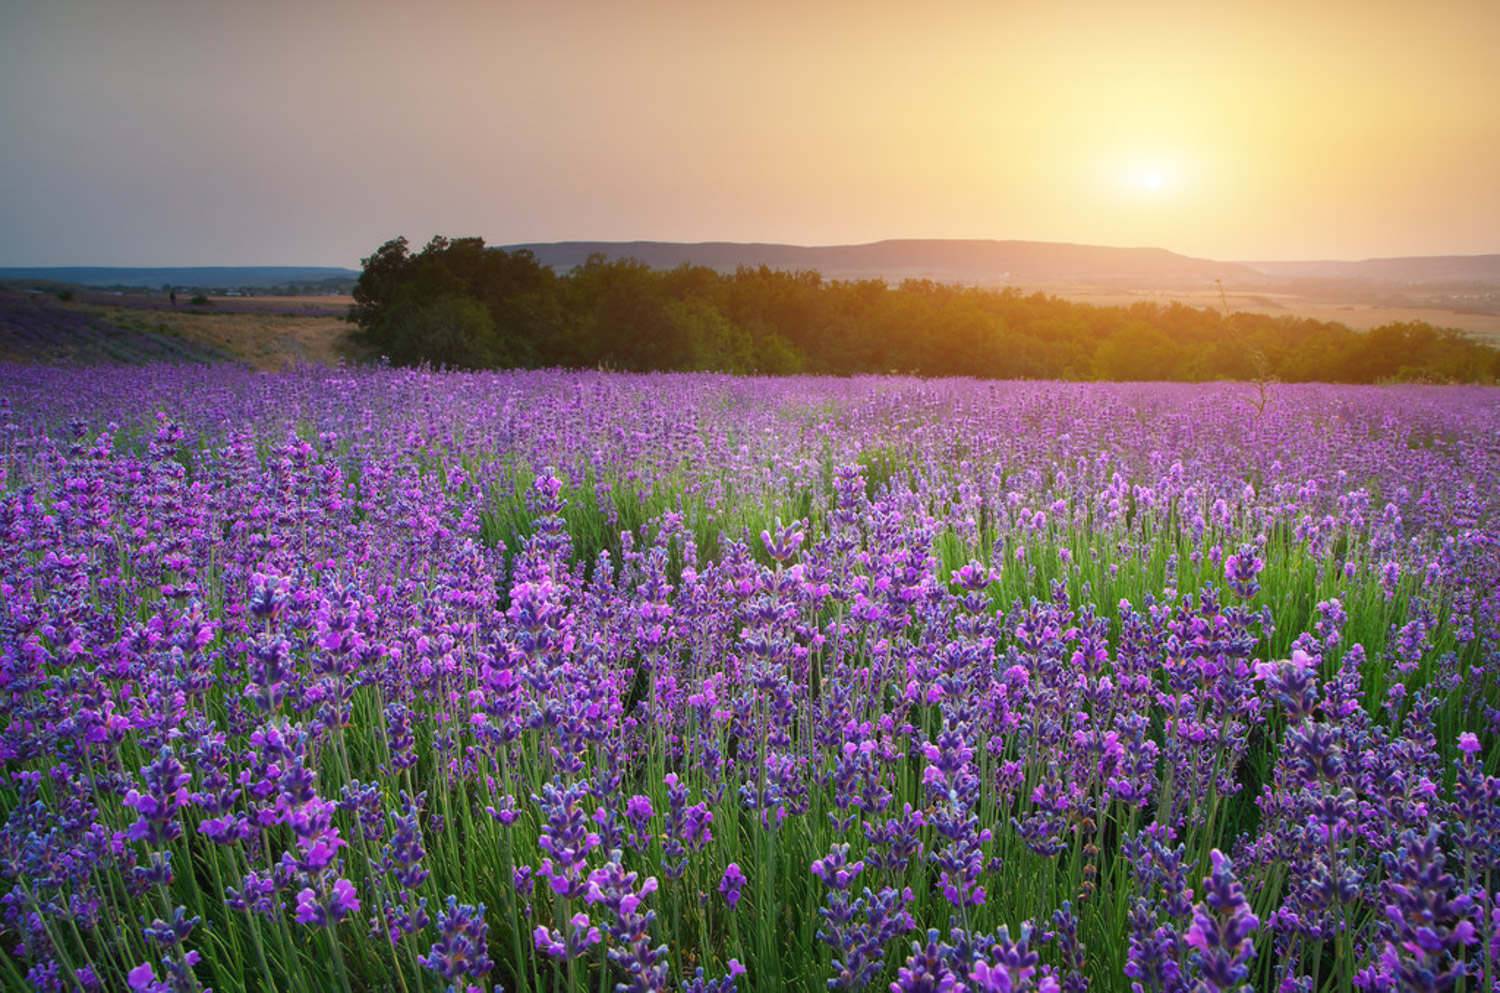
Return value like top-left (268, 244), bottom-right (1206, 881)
top-left (625, 793), bottom-right (656, 851)
top-left (719, 862), bottom-right (746, 909)
top-left (3, 369), bottom-right (1498, 993)
top-left (122, 747), bottom-right (190, 845)
top-left (1372, 828), bottom-right (1477, 991)
top-left (535, 780), bottom-right (602, 898)
top-left (534, 912), bottom-right (603, 960)
top-left (1184, 851), bottom-right (1258, 992)
top-left (680, 959), bottom-right (747, 993)
top-left (814, 845), bottom-right (914, 991)
top-left (1223, 545), bottom-right (1264, 599)
top-left (969, 923), bottom-right (1053, 993)
top-left (420, 896), bottom-right (494, 988)
top-left (294, 877), bottom-right (361, 927)
top-left (761, 520), bottom-right (805, 564)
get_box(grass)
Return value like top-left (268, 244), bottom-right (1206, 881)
top-left (94, 305), bottom-right (362, 369)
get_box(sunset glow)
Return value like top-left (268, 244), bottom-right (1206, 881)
top-left (2, 1), bottom-right (1497, 264)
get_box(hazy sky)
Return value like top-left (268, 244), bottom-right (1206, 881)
top-left (2, 0), bottom-right (1498, 266)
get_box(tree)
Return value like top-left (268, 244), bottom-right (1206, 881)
top-left (345, 234), bottom-right (1499, 382)
top-left (664, 298), bottom-right (754, 372)
top-left (349, 237), bottom-right (411, 332)
top-left (1092, 322), bottom-right (1183, 381)
top-left (381, 295), bottom-right (500, 369)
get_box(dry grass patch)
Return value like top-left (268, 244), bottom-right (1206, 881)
top-left (93, 306), bottom-right (364, 369)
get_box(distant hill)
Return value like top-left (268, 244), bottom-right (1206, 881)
top-left (10, 248), bottom-right (1500, 295)
top-left (505, 239), bottom-right (1261, 287)
top-left (1244, 255), bottom-right (1500, 286)
top-left (0, 266), bottom-right (359, 290)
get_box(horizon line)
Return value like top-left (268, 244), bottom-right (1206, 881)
top-left (5, 236), bottom-right (1500, 271)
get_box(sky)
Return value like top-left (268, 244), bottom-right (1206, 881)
top-left (1, 0), bottom-right (1498, 266)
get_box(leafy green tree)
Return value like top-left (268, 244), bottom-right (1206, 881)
top-left (349, 236), bottom-right (412, 335)
top-left (664, 299), bottom-right (754, 372)
top-left (382, 295), bottom-right (500, 369)
top-left (1093, 322), bottom-right (1183, 380)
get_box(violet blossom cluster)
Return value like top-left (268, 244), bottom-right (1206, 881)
top-left (0, 367), bottom-right (1495, 993)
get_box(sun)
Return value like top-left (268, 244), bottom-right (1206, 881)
top-left (1125, 161), bottom-right (1178, 196)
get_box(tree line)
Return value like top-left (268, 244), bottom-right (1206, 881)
top-left (348, 236), bottom-right (1500, 382)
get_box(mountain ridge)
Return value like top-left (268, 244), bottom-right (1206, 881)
top-left (504, 238), bottom-right (1258, 286)
top-left (0, 266), bottom-right (359, 289)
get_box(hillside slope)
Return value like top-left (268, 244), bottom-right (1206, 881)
top-left (0, 290), bottom-right (356, 368)
top-left (1244, 255), bottom-right (1500, 285)
top-left (505, 238), bottom-right (1260, 286)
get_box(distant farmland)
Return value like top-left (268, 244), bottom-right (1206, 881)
top-left (0, 289), bottom-right (357, 368)
top-left (1040, 285), bottom-right (1500, 344)
top-left (72, 290), bottom-right (353, 317)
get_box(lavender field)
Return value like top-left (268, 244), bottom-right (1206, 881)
top-left (0, 366), bottom-right (1496, 993)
